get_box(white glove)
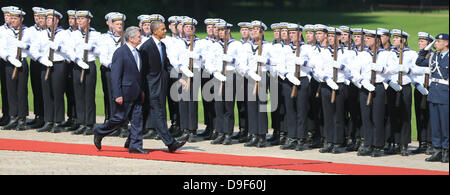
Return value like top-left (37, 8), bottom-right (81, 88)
top-left (415, 84), bottom-right (429, 95)
top-left (213, 72), bottom-right (226, 82)
top-left (425, 40), bottom-right (436, 51)
top-left (221, 54), bottom-right (234, 63)
top-left (332, 61), bottom-right (342, 69)
top-left (344, 79), bottom-right (350, 86)
top-left (278, 73), bottom-right (286, 80)
top-left (325, 78), bottom-right (339, 90)
top-left (16, 40), bottom-right (28, 49)
top-left (422, 67), bottom-right (431, 75)
top-left (399, 66), bottom-right (410, 74)
top-left (256, 56), bottom-right (268, 64)
top-left (310, 72), bottom-right (322, 82)
top-left (361, 79), bottom-right (375, 92)
top-left (352, 80), bottom-right (362, 89)
top-left (39, 58), bottom-right (53, 67)
top-left (48, 41), bottom-right (59, 50)
top-left (371, 63), bottom-right (384, 73)
top-left (8, 57), bottom-right (22, 68)
top-left (286, 74), bottom-right (301, 86)
top-left (295, 57), bottom-right (304, 65)
top-left (77, 61), bottom-right (89, 70)
top-left (388, 81), bottom-right (402, 92)
top-left (188, 51), bottom-right (201, 60)
top-left (81, 43), bottom-right (94, 51)
top-left (248, 72), bottom-right (262, 82)
top-left (180, 66), bottom-right (194, 78)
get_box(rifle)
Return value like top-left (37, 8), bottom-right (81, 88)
top-left (80, 20), bottom-right (90, 84)
top-left (366, 29), bottom-right (379, 106)
top-left (219, 23), bottom-right (229, 96)
top-left (330, 28), bottom-right (339, 103)
top-left (186, 18), bottom-right (195, 91)
top-left (45, 10), bottom-right (56, 81)
top-left (252, 23), bottom-right (264, 95)
top-left (315, 30), bottom-right (329, 98)
top-left (395, 30), bottom-right (404, 107)
top-left (12, 10), bottom-right (24, 80)
top-left (420, 51), bottom-right (432, 109)
top-left (291, 24), bottom-right (302, 98)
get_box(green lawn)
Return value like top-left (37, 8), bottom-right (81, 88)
top-left (1, 10), bottom-right (448, 141)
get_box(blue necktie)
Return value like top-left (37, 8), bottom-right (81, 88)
top-left (158, 42), bottom-right (164, 64)
top-left (133, 49), bottom-right (140, 71)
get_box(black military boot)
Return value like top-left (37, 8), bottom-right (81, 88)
top-left (83, 125), bottom-right (94, 135)
top-left (16, 117), bottom-right (27, 131)
top-left (280, 138), bottom-right (297, 150)
top-left (222, 134), bottom-right (232, 145)
top-left (36, 122), bottom-right (54, 132)
top-left (64, 118), bottom-right (80, 132)
top-left (2, 116), bottom-right (18, 130)
top-left (358, 145), bottom-right (373, 156)
top-left (176, 129), bottom-right (190, 142)
top-left (319, 142), bottom-right (333, 153)
top-left (426, 143), bottom-right (434, 155)
top-left (400, 144), bottom-right (409, 156)
top-left (267, 129), bottom-right (280, 142)
top-left (295, 139), bottom-right (306, 151)
top-left (412, 142), bottom-right (427, 154)
top-left (187, 130), bottom-right (198, 143)
top-left (332, 144), bottom-right (346, 154)
top-left (0, 115), bottom-right (10, 126)
top-left (371, 146), bottom-right (384, 157)
top-left (72, 125), bottom-right (87, 135)
top-left (238, 132), bottom-right (250, 143)
top-left (244, 134), bottom-right (258, 147)
top-left (211, 133), bottom-right (225, 145)
top-left (50, 123), bottom-right (64, 133)
top-left (442, 149), bottom-right (448, 163)
top-left (256, 134), bottom-right (267, 148)
top-left (425, 148), bottom-right (442, 162)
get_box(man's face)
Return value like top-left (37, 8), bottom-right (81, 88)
top-left (154, 23), bottom-right (167, 40)
top-left (353, 34), bottom-right (363, 47)
top-left (206, 24), bottom-right (214, 36)
top-left (68, 16), bottom-right (76, 28)
top-left (380, 34), bottom-right (390, 45)
top-left (306, 31), bottom-right (315, 43)
top-left (169, 22), bottom-right (177, 34)
top-left (112, 20), bottom-right (123, 34)
top-left (76, 17), bottom-right (90, 30)
top-left (280, 29), bottom-right (289, 41)
top-left (9, 16), bottom-right (23, 29)
top-left (129, 31), bottom-right (142, 46)
top-left (37, 15), bottom-right (46, 28)
top-left (418, 39), bottom-right (430, 50)
top-left (365, 36), bottom-right (376, 48)
top-left (289, 30), bottom-right (298, 43)
top-left (240, 27), bottom-right (249, 39)
top-left (142, 22), bottom-right (151, 35)
top-left (183, 24), bottom-right (195, 37)
top-left (46, 15), bottom-right (59, 29)
top-left (3, 13), bottom-right (10, 25)
top-left (273, 29), bottom-right (280, 39)
top-left (435, 39), bottom-right (449, 51)
top-left (219, 28), bottom-right (230, 40)
top-left (315, 31), bottom-right (326, 43)
top-left (252, 27), bottom-right (263, 39)
top-left (392, 36), bottom-right (406, 47)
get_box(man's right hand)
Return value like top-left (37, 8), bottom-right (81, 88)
top-left (115, 97), bottom-right (123, 105)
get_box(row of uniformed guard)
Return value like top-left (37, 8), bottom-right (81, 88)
top-left (0, 6), bottom-right (447, 163)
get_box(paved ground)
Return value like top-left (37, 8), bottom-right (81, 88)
top-left (0, 116), bottom-right (448, 175)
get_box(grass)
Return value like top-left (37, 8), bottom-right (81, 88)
top-left (1, 10), bottom-right (449, 141)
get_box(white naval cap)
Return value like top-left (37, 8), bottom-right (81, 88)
top-left (287, 23), bottom-right (302, 31)
top-left (168, 16), bottom-right (179, 23)
top-left (391, 29), bottom-right (409, 37)
top-left (67, 10), bottom-right (76, 17)
top-left (46, 9), bottom-right (63, 19)
top-left (137, 14), bottom-right (151, 21)
top-left (35, 9), bottom-right (47, 17)
top-left (238, 22), bottom-right (252, 28)
top-left (251, 20), bottom-right (267, 31)
top-left (75, 10), bottom-right (93, 18)
top-left (303, 24), bottom-right (315, 32)
top-left (204, 18), bottom-right (217, 25)
top-left (109, 12), bottom-right (126, 22)
top-left (351, 28), bottom-right (365, 35)
top-left (105, 12), bottom-right (119, 20)
top-left (314, 24), bottom-right (328, 32)
top-left (32, 7), bottom-right (46, 14)
top-left (2, 6), bottom-right (19, 14)
top-left (8, 9), bottom-right (26, 17)
top-left (377, 28), bottom-right (390, 36)
top-left (215, 22), bottom-right (233, 29)
top-left (270, 23), bottom-right (280, 30)
top-left (149, 14), bottom-right (165, 23)
top-left (277, 22), bottom-right (289, 29)
top-left (327, 27), bottom-right (343, 34)
top-left (418, 32), bottom-right (435, 41)
top-left (364, 29), bottom-right (383, 37)
top-left (339, 26), bottom-right (352, 33)
top-left (182, 17), bottom-right (198, 26)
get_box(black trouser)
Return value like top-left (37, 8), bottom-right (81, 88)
top-left (247, 73), bottom-right (269, 135)
top-left (100, 66), bottom-right (114, 120)
top-left (321, 84), bottom-right (346, 145)
top-left (344, 83), bottom-right (362, 139)
top-left (167, 76), bottom-right (180, 127)
top-left (41, 61), bottom-right (67, 123)
top-left (307, 79), bottom-right (324, 139)
top-left (0, 59), bottom-right (9, 117)
top-left (145, 68), bottom-right (168, 129)
top-left (72, 61), bottom-right (96, 126)
top-left (270, 76), bottom-right (285, 133)
top-left (283, 77), bottom-right (310, 139)
top-left (201, 68), bottom-right (216, 130)
top-left (5, 60), bottom-right (29, 118)
top-left (387, 84), bottom-right (412, 145)
top-left (214, 71), bottom-right (236, 135)
top-left (414, 88), bottom-right (432, 143)
top-left (359, 83), bottom-right (385, 148)
top-left (178, 68), bottom-right (200, 131)
top-left (29, 60), bottom-right (44, 118)
top-left (236, 74), bottom-right (248, 131)
top-left (65, 62), bottom-right (76, 119)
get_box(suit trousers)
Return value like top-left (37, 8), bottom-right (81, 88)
top-left (72, 62), bottom-right (97, 126)
top-left (429, 102), bottom-right (449, 149)
top-left (5, 60), bottom-right (29, 118)
top-left (41, 61), bottom-right (67, 123)
top-left (414, 89), bottom-right (432, 143)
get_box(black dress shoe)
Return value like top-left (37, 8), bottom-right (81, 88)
top-left (400, 145), bottom-right (409, 156)
top-left (280, 138), bottom-right (297, 150)
top-left (357, 146), bottom-right (373, 156)
top-left (168, 141), bottom-right (187, 153)
top-left (65, 122), bottom-right (80, 132)
top-left (176, 129), bottom-right (190, 142)
top-left (266, 130), bottom-right (280, 142)
top-left (118, 126), bottom-right (129, 138)
top-left (197, 127), bottom-right (212, 137)
top-left (238, 134), bottom-right (250, 143)
top-left (295, 139), bottom-right (306, 151)
top-left (371, 147), bottom-right (383, 157)
top-left (36, 122), bottom-right (54, 132)
top-left (60, 118), bottom-right (74, 128)
top-left (412, 142), bottom-right (427, 154)
top-left (16, 118), bottom-right (28, 131)
top-left (331, 144), bottom-right (346, 154)
top-left (244, 134), bottom-right (258, 147)
top-left (72, 125), bottom-right (87, 135)
top-left (256, 135), bottom-right (267, 148)
top-left (222, 134), bottom-right (232, 145)
top-left (50, 123), bottom-right (64, 133)
top-left (94, 132), bottom-right (104, 151)
top-left (0, 116), bottom-right (11, 126)
top-left (187, 130), bottom-right (198, 143)
top-left (83, 126), bottom-right (94, 136)
top-left (426, 143), bottom-right (434, 155)
top-left (143, 129), bottom-right (157, 139)
top-left (442, 149), bottom-right (448, 163)
top-left (425, 148), bottom-right (442, 162)
top-left (2, 117), bottom-right (18, 130)
top-left (211, 133), bottom-right (225, 145)
top-left (319, 142), bottom-right (333, 153)
top-left (129, 148), bottom-right (149, 154)
top-left (26, 116), bottom-right (45, 129)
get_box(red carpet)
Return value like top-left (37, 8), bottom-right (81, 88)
top-left (0, 138), bottom-right (447, 175)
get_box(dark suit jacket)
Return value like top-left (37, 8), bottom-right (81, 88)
top-left (110, 44), bottom-right (144, 103)
top-left (139, 37), bottom-right (172, 99)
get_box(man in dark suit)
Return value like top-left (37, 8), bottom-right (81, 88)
top-left (94, 26), bottom-right (147, 154)
top-left (139, 21), bottom-right (186, 153)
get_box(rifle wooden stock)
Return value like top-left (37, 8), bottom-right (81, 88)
top-left (291, 30), bottom-right (302, 98)
top-left (366, 33), bottom-right (379, 106)
top-left (45, 12), bottom-right (57, 81)
top-left (395, 41), bottom-right (404, 107)
top-left (12, 18), bottom-right (23, 80)
top-left (80, 23), bottom-right (90, 84)
top-left (330, 30), bottom-right (339, 103)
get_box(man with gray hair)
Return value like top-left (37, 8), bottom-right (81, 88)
top-left (94, 26), bottom-right (148, 154)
